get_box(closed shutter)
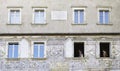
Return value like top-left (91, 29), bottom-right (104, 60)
top-left (64, 38), bottom-right (73, 58)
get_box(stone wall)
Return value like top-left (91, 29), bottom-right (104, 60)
top-left (0, 36), bottom-right (120, 71)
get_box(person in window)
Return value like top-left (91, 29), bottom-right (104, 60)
top-left (79, 50), bottom-right (83, 57)
top-left (102, 50), bottom-right (107, 57)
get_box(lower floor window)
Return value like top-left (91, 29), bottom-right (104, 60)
top-left (8, 43), bottom-right (19, 58)
top-left (33, 42), bottom-right (45, 58)
top-left (74, 42), bottom-right (84, 57)
top-left (100, 42), bottom-right (110, 57)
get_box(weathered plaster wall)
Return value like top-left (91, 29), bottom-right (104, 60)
top-left (0, 36), bottom-right (120, 71)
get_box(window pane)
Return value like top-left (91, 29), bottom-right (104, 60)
top-left (8, 45), bottom-right (13, 58)
top-left (74, 10), bottom-right (78, 24)
top-left (34, 44), bottom-right (38, 58)
top-left (15, 12), bottom-right (20, 23)
top-left (10, 10), bottom-right (20, 24)
top-left (10, 12), bottom-right (15, 24)
top-left (105, 11), bottom-right (109, 24)
top-left (14, 44), bottom-right (18, 58)
top-left (80, 10), bottom-right (84, 23)
top-left (39, 11), bottom-right (45, 23)
top-left (34, 10), bottom-right (45, 23)
top-left (39, 44), bottom-right (44, 58)
top-left (99, 11), bottom-right (103, 24)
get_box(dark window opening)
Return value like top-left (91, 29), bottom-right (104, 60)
top-left (100, 42), bottom-right (110, 57)
top-left (74, 42), bottom-right (84, 57)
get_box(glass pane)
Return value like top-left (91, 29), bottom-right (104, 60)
top-left (15, 12), bottom-right (20, 23)
top-left (99, 11), bottom-right (103, 24)
top-left (105, 11), bottom-right (109, 24)
top-left (39, 44), bottom-right (44, 58)
top-left (14, 44), bottom-right (18, 58)
top-left (10, 10), bottom-right (20, 24)
top-left (10, 12), bottom-right (15, 24)
top-left (34, 10), bottom-right (45, 23)
top-left (34, 44), bottom-right (38, 58)
top-left (34, 12), bottom-right (39, 23)
top-left (39, 11), bottom-right (45, 23)
top-left (8, 45), bottom-right (13, 58)
top-left (80, 10), bottom-right (84, 23)
top-left (74, 10), bottom-right (78, 24)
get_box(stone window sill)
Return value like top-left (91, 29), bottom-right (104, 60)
top-left (7, 23), bottom-right (22, 25)
top-left (31, 58), bottom-right (47, 60)
top-left (72, 23), bottom-right (87, 25)
top-left (96, 57), bottom-right (113, 60)
top-left (31, 23), bottom-right (47, 25)
top-left (96, 23), bottom-right (113, 25)
top-left (65, 57), bottom-right (87, 60)
top-left (5, 58), bottom-right (20, 61)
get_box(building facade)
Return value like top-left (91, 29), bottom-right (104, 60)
top-left (0, 0), bottom-right (120, 71)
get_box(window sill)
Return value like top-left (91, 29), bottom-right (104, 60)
top-left (72, 23), bottom-right (87, 25)
top-left (65, 57), bottom-right (86, 60)
top-left (7, 23), bottom-right (22, 25)
top-left (31, 23), bottom-right (47, 25)
top-left (5, 58), bottom-right (20, 61)
top-left (96, 23), bottom-right (113, 25)
top-left (31, 58), bottom-right (47, 60)
top-left (96, 57), bottom-right (113, 60)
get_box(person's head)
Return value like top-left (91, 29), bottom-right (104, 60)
top-left (103, 50), bottom-right (106, 53)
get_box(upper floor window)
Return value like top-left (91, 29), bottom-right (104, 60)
top-left (8, 8), bottom-right (21, 24)
top-left (99, 10), bottom-right (109, 24)
top-left (8, 43), bottom-right (19, 58)
top-left (33, 8), bottom-right (46, 24)
top-left (33, 42), bottom-right (45, 58)
top-left (98, 7), bottom-right (111, 24)
top-left (73, 8), bottom-right (85, 24)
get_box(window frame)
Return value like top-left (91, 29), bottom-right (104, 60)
top-left (73, 41), bottom-right (86, 58)
top-left (6, 41), bottom-right (20, 59)
top-left (96, 41), bottom-right (112, 59)
top-left (31, 41), bottom-right (47, 59)
top-left (97, 8), bottom-right (111, 25)
top-left (72, 8), bottom-right (86, 24)
top-left (32, 8), bottom-right (46, 24)
top-left (8, 8), bottom-right (22, 24)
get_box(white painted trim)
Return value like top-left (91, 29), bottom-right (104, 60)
top-left (72, 8), bottom-right (86, 24)
top-left (6, 41), bottom-right (20, 58)
top-left (8, 8), bottom-right (22, 24)
top-left (32, 8), bottom-right (46, 24)
top-left (97, 8), bottom-right (111, 24)
top-left (31, 41), bottom-right (47, 58)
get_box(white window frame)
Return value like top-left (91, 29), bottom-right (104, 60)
top-left (72, 8), bottom-right (86, 24)
top-left (6, 41), bottom-right (20, 58)
top-left (96, 41), bottom-right (112, 58)
top-left (98, 8), bottom-right (111, 24)
top-left (31, 41), bottom-right (47, 58)
top-left (8, 8), bottom-right (22, 24)
top-left (32, 8), bottom-right (46, 24)
top-left (73, 41), bottom-right (86, 58)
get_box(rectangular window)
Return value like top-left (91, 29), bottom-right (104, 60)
top-left (74, 42), bottom-right (84, 57)
top-left (73, 9), bottom-right (85, 24)
top-left (99, 10), bottom-right (109, 24)
top-left (9, 9), bottom-right (21, 24)
top-left (33, 8), bottom-right (46, 24)
top-left (33, 42), bottom-right (45, 58)
top-left (8, 43), bottom-right (19, 58)
top-left (100, 42), bottom-right (110, 57)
